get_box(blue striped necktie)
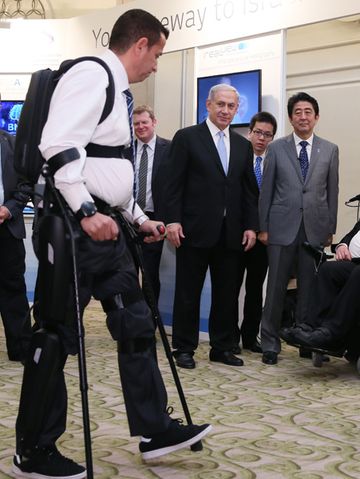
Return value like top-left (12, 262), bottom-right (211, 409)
top-left (123, 88), bottom-right (137, 199)
top-left (123, 89), bottom-right (135, 164)
top-left (254, 156), bottom-right (262, 188)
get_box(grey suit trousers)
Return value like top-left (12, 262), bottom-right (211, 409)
top-left (260, 223), bottom-right (316, 353)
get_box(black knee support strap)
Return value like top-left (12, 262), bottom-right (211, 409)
top-left (118, 337), bottom-right (154, 354)
top-left (101, 290), bottom-right (143, 313)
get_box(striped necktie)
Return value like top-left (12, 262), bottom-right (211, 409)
top-left (254, 156), bottom-right (262, 188)
top-left (137, 144), bottom-right (148, 211)
top-left (123, 89), bottom-right (135, 164)
top-left (123, 88), bottom-right (137, 199)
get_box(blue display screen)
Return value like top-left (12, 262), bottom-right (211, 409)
top-left (0, 100), bottom-right (24, 135)
top-left (197, 70), bottom-right (261, 127)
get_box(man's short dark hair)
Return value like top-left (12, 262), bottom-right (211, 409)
top-left (249, 111), bottom-right (277, 136)
top-left (109, 9), bottom-right (169, 53)
top-left (287, 92), bottom-right (319, 117)
top-left (133, 104), bottom-right (155, 121)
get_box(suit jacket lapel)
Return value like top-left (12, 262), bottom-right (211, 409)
top-left (199, 122), bottom-right (227, 176)
top-left (152, 137), bottom-right (163, 180)
top-left (0, 139), bottom-right (7, 193)
top-left (284, 134), bottom-right (303, 183)
top-left (304, 134), bottom-right (320, 184)
top-left (228, 130), bottom-right (238, 176)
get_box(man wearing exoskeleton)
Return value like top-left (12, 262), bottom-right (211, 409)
top-left (13, 9), bottom-right (211, 479)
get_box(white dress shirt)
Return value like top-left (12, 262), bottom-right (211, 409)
top-left (135, 135), bottom-right (156, 213)
top-left (293, 132), bottom-right (314, 163)
top-left (349, 231), bottom-right (360, 258)
top-left (39, 49), bottom-right (145, 224)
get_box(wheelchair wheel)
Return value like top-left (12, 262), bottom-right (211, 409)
top-left (312, 352), bottom-right (323, 367)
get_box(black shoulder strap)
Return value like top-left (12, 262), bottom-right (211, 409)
top-left (57, 56), bottom-right (115, 124)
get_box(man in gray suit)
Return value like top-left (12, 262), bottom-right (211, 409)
top-left (258, 92), bottom-right (339, 365)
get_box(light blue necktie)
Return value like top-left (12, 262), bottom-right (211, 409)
top-left (254, 156), bottom-right (262, 188)
top-left (299, 140), bottom-right (309, 180)
top-left (216, 130), bottom-right (228, 174)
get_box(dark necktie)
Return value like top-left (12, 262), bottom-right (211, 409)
top-left (137, 144), bottom-right (148, 211)
top-left (254, 156), bottom-right (262, 188)
top-left (216, 130), bottom-right (228, 174)
top-left (299, 140), bottom-right (309, 180)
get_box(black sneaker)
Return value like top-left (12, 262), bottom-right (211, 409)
top-left (12, 446), bottom-right (86, 479)
top-left (139, 420), bottom-right (212, 460)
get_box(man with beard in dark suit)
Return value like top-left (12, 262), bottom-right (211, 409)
top-left (164, 83), bottom-right (258, 369)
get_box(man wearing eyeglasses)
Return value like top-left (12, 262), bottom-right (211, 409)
top-left (258, 92), bottom-right (339, 365)
top-left (234, 112), bottom-right (277, 355)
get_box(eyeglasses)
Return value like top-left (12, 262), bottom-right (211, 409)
top-left (251, 129), bottom-right (273, 139)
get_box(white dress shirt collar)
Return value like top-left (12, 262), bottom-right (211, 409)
top-left (137, 134), bottom-right (157, 153)
top-left (101, 49), bottom-right (129, 93)
top-left (293, 132), bottom-right (314, 148)
top-left (206, 118), bottom-right (230, 139)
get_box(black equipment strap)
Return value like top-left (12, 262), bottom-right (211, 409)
top-left (47, 147), bottom-right (80, 176)
top-left (101, 290), bottom-right (143, 312)
top-left (85, 143), bottom-right (125, 158)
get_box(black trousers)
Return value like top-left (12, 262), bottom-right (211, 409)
top-left (0, 226), bottom-right (31, 358)
top-left (237, 239), bottom-right (268, 347)
top-left (16, 224), bottom-right (171, 451)
top-left (307, 260), bottom-right (360, 338)
top-left (172, 229), bottom-right (240, 353)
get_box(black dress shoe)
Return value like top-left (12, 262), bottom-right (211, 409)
top-left (173, 352), bottom-right (195, 369)
top-left (262, 351), bottom-right (278, 365)
top-left (243, 341), bottom-right (262, 353)
top-left (209, 350), bottom-right (244, 366)
top-left (232, 345), bottom-right (241, 355)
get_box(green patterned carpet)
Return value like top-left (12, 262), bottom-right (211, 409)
top-left (1, 302), bottom-right (360, 479)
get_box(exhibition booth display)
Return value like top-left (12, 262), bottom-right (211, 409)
top-left (0, 0), bottom-right (359, 330)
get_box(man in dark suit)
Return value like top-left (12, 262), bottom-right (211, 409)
top-left (282, 220), bottom-right (360, 351)
top-left (258, 92), bottom-right (339, 365)
top-left (164, 83), bottom-right (258, 369)
top-left (132, 105), bottom-right (170, 302)
top-left (0, 128), bottom-right (31, 361)
top-left (235, 112), bottom-right (277, 354)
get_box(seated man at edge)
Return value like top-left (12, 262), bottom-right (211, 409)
top-left (280, 219), bottom-right (360, 353)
